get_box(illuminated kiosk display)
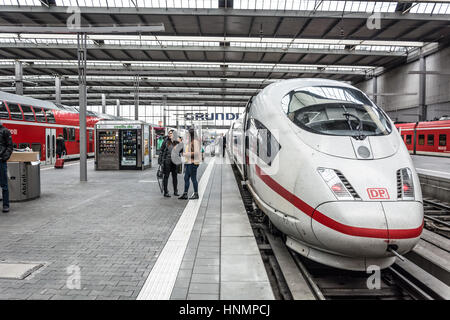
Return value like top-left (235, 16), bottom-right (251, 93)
top-left (95, 121), bottom-right (152, 171)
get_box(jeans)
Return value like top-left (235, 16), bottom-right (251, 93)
top-left (0, 161), bottom-right (9, 208)
top-left (184, 163), bottom-right (199, 194)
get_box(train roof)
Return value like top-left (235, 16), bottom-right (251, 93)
top-left (0, 91), bottom-right (59, 110)
top-left (261, 78), bottom-right (355, 96)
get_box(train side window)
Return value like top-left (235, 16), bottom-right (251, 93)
top-left (21, 105), bottom-right (35, 121)
top-left (418, 134), bottom-right (425, 145)
top-left (439, 134), bottom-right (447, 146)
top-left (406, 135), bottom-right (412, 144)
top-left (68, 128), bottom-right (76, 141)
top-left (31, 143), bottom-right (41, 154)
top-left (35, 108), bottom-right (46, 122)
top-left (89, 130), bottom-right (93, 141)
top-left (427, 134), bottom-right (434, 146)
top-left (0, 101), bottom-right (9, 119)
top-left (45, 110), bottom-right (56, 123)
top-left (254, 119), bottom-right (281, 166)
top-left (19, 143), bottom-right (30, 149)
top-left (63, 128), bottom-right (68, 141)
top-left (7, 103), bottom-right (23, 120)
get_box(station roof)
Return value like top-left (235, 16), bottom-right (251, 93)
top-left (0, 0), bottom-right (449, 106)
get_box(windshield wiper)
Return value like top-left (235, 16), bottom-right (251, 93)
top-left (342, 112), bottom-right (366, 140)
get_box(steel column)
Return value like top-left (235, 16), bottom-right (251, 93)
top-left (101, 93), bottom-right (106, 113)
top-left (372, 76), bottom-right (377, 105)
top-left (15, 61), bottom-right (23, 95)
top-left (116, 99), bottom-right (120, 117)
top-left (77, 33), bottom-right (88, 182)
top-left (419, 55), bottom-right (427, 121)
top-left (55, 76), bottom-right (61, 104)
top-left (163, 95), bottom-right (167, 127)
top-left (134, 75), bottom-right (140, 120)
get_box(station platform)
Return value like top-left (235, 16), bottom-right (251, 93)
top-left (0, 156), bottom-right (274, 300)
top-left (412, 155), bottom-right (450, 202)
top-left (412, 155), bottom-right (450, 180)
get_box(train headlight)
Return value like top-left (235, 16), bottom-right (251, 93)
top-left (317, 168), bottom-right (355, 200)
top-left (397, 168), bottom-right (415, 200)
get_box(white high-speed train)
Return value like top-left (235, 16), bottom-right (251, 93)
top-left (228, 78), bottom-right (423, 271)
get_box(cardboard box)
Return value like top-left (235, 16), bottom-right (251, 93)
top-left (8, 152), bottom-right (39, 162)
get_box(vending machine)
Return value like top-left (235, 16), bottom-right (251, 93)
top-left (95, 121), bottom-right (152, 171)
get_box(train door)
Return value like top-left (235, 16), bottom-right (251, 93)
top-left (88, 130), bottom-right (94, 154)
top-left (45, 128), bottom-right (56, 165)
top-left (243, 97), bottom-right (253, 180)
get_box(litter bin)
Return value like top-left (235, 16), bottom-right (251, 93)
top-left (8, 161), bottom-right (41, 202)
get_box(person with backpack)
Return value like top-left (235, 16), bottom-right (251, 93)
top-left (0, 123), bottom-right (13, 213)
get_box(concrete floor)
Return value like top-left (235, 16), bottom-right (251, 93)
top-left (0, 160), bottom-right (206, 300)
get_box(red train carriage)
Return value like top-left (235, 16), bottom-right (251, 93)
top-left (396, 120), bottom-right (450, 157)
top-left (0, 91), bottom-right (102, 165)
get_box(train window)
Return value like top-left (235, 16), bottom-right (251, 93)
top-left (418, 134), bottom-right (425, 145)
top-left (89, 130), bottom-right (93, 141)
top-left (68, 128), bottom-right (76, 141)
top-left (31, 143), bottom-right (41, 155)
top-left (45, 110), bottom-right (56, 123)
top-left (21, 105), bottom-right (35, 121)
top-left (282, 86), bottom-right (392, 137)
top-left (406, 135), bottom-right (412, 144)
top-left (427, 134), bottom-right (434, 146)
top-left (19, 143), bottom-right (30, 149)
top-left (63, 128), bottom-right (68, 141)
top-left (254, 119), bottom-right (281, 166)
top-left (439, 134), bottom-right (447, 146)
top-left (0, 101), bottom-right (9, 119)
top-left (7, 103), bottom-right (23, 120)
top-left (35, 108), bottom-right (46, 122)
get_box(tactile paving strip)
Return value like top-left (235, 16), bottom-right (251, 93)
top-left (137, 158), bottom-right (216, 300)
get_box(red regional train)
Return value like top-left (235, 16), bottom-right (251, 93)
top-left (0, 91), bottom-right (121, 165)
top-left (396, 120), bottom-right (450, 157)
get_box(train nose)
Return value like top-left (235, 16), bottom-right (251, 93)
top-left (311, 201), bottom-right (423, 259)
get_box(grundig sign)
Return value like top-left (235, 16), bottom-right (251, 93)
top-left (184, 112), bottom-right (240, 121)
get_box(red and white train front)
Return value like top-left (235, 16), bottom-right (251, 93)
top-left (229, 79), bottom-right (423, 271)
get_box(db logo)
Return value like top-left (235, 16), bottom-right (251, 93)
top-left (367, 188), bottom-right (390, 200)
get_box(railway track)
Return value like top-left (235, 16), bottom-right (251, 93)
top-left (231, 164), bottom-right (448, 300)
top-left (423, 198), bottom-right (450, 239)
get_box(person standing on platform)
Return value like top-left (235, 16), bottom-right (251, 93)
top-left (56, 134), bottom-right (67, 159)
top-left (222, 134), bottom-right (226, 157)
top-left (0, 123), bottom-right (13, 213)
top-left (179, 129), bottom-right (201, 200)
top-left (160, 130), bottom-right (179, 198)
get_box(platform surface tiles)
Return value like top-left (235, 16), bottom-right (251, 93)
top-left (0, 156), bottom-right (273, 300)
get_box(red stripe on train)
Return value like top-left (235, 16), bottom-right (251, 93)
top-left (255, 165), bottom-right (423, 239)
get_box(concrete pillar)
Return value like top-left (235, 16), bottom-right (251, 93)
top-left (55, 76), bottom-right (61, 104)
top-left (372, 76), bottom-right (377, 105)
top-left (116, 99), bottom-right (120, 117)
top-left (419, 55), bottom-right (427, 121)
top-left (15, 61), bottom-right (23, 95)
top-left (101, 94), bottom-right (106, 114)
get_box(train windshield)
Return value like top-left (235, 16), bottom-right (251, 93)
top-left (282, 86), bottom-right (392, 137)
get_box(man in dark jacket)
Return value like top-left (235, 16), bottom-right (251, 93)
top-left (56, 134), bottom-right (67, 158)
top-left (158, 130), bottom-right (179, 197)
top-left (0, 123), bottom-right (13, 212)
